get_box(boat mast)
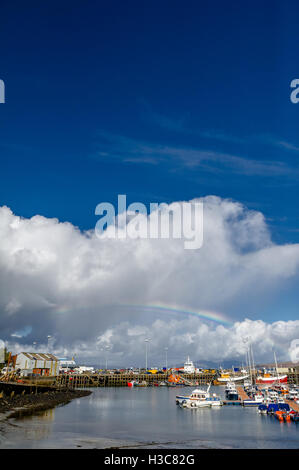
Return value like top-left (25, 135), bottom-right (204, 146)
top-left (243, 336), bottom-right (252, 385)
top-left (274, 350), bottom-right (279, 383)
top-left (247, 345), bottom-right (252, 385)
top-left (250, 344), bottom-right (255, 384)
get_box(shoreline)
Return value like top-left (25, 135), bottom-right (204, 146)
top-left (0, 388), bottom-right (92, 419)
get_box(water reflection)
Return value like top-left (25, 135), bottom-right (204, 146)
top-left (0, 386), bottom-right (298, 449)
top-left (11, 407), bottom-right (55, 422)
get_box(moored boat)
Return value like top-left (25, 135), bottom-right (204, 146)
top-left (257, 404), bottom-right (268, 414)
top-left (256, 374), bottom-right (288, 384)
top-left (225, 381), bottom-right (239, 400)
top-left (134, 381), bottom-right (148, 387)
top-left (243, 392), bottom-right (264, 406)
top-left (216, 373), bottom-right (249, 384)
top-left (176, 384), bottom-right (223, 408)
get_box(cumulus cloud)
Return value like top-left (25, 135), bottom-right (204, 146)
top-left (4, 318), bottom-right (299, 368)
top-left (0, 196), bottom-right (299, 365)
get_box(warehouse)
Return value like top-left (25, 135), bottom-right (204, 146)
top-left (15, 352), bottom-right (60, 376)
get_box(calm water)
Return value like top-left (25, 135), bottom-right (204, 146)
top-left (0, 386), bottom-right (298, 449)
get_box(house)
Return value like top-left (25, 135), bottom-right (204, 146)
top-left (15, 352), bottom-right (60, 376)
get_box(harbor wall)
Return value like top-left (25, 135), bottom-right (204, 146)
top-left (55, 372), bottom-right (217, 388)
top-left (2, 372), bottom-right (298, 391)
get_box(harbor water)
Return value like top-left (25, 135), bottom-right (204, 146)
top-left (0, 386), bottom-right (298, 449)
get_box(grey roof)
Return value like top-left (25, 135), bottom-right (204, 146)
top-left (20, 352), bottom-right (59, 361)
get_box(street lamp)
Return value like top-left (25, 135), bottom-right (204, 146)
top-left (105, 346), bottom-right (110, 370)
top-left (145, 338), bottom-right (151, 371)
top-left (165, 347), bottom-right (168, 372)
top-left (47, 335), bottom-right (52, 351)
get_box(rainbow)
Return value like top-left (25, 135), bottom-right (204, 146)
top-left (52, 302), bottom-right (233, 327)
top-left (121, 303), bottom-right (233, 326)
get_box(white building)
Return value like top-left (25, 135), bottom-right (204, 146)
top-left (15, 352), bottom-right (60, 376)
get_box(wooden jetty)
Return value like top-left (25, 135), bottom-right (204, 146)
top-left (285, 399), bottom-right (299, 412)
top-left (236, 386), bottom-right (249, 402)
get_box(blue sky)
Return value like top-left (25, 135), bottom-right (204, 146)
top-left (1, 1), bottom-right (299, 362)
top-left (1, 0), bottom-right (299, 243)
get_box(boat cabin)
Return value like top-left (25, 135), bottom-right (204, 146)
top-left (190, 389), bottom-right (208, 400)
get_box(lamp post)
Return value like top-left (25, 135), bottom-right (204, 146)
top-left (47, 335), bottom-right (52, 351)
top-left (105, 346), bottom-right (110, 371)
top-left (145, 338), bottom-right (151, 371)
top-left (165, 347), bottom-right (168, 373)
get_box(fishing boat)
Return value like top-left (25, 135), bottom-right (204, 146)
top-left (225, 381), bottom-right (239, 400)
top-left (256, 351), bottom-right (288, 385)
top-left (176, 384), bottom-right (222, 408)
top-left (225, 381), bottom-right (236, 393)
top-left (256, 374), bottom-right (288, 384)
top-left (243, 392), bottom-right (265, 406)
top-left (267, 390), bottom-right (279, 401)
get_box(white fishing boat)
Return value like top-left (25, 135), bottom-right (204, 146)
top-left (176, 384), bottom-right (222, 408)
top-left (225, 381), bottom-right (237, 392)
top-left (225, 380), bottom-right (239, 400)
top-left (243, 393), bottom-right (265, 406)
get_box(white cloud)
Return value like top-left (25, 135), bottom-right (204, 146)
top-left (4, 318), bottom-right (299, 367)
top-left (0, 196), bottom-right (299, 364)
